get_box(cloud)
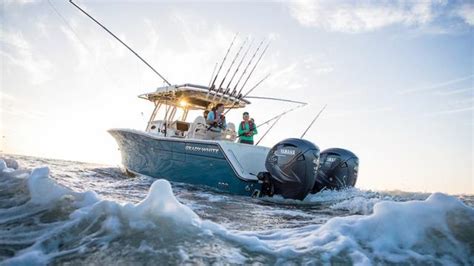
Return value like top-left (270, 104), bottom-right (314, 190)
top-left (398, 74), bottom-right (474, 94)
top-left (139, 11), bottom-right (239, 85)
top-left (327, 106), bottom-right (393, 118)
top-left (0, 91), bottom-right (46, 120)
top-left (455, 3), bottom-right (474, 25)
top-left (434, 87), bottom-right (473, 95)
top-left (260, 52), bottom-right (335, 96)
top-left (0, 29), bottom-right (29, 49)
top-left (0, 30), bottom-right (54, 84)
top-left (36, 20), bottom-right (49, 38)
top-left (58, 16), bottom-right (129, 79)
top-left (427, 106), bottom-right (474, 115)
top-left (287, 0), bottom-right (472, 33)
top-left (3, 0), bottom-right (37, 6)
top-left (435, 87), bottom-right (474, 96)
top-left (0, 91), bottom-right (18, 105)
top-left (59, 24), bottom-right (90, 71)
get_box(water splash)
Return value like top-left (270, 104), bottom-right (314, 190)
top-left (0, 156), bottom-right (473, 265)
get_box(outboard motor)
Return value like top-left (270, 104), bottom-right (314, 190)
top-left (311, 148), bottom-right (359, 193)
top-left (257, 138), bottom-right (320, 200)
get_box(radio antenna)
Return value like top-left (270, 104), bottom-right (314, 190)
top-left (69, 0), bottom-right (171, 86)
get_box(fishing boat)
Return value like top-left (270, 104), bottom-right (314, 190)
top-left (71, 0), bottom-right (359, 200)
top-left (109, 83), bottom-right (272, 198)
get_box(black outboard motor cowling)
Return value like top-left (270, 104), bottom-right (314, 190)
top-left (311, 148), bottom-right (359, 193)
top-left (258, 138), bottom-right (320, 200)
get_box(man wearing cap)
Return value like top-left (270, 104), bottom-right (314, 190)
top-left (238, 112), bottom-right (258, 145)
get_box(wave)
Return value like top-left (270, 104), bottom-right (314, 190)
top-left (0, 159), bottom-right (473, 265)
top-left (222, 192), bottom-right (474, 264)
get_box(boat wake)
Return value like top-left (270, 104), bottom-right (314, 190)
top-left (0, 158), bottom-right (473, 265)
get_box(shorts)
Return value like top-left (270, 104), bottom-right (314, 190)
top-left (239, 139), bottom-right (254, 145)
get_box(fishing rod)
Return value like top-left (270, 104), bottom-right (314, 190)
top-left (243, 96), bottom-right (306, 105)
top-left (226, 39), bottom-right (253, 90)
top-left (255, 115), bottom-right (282, 145)
top-left (255, 103), bottom-right (307, 129)
top-left (222, 41), bottom-right (255, 105)
top-left (206, 62), bottom-right (218, 99)
top-left (69, 0), bottom-right (171, 86)
top-left (240, 73), bottom-right (271, 100)
top-left (237, 41), bottom-right (270, 96)
top-left (209, 33), bottom-right (239, 93)
top-left (235, 103), bottom-right (306, 140)
top-left (222, 73), bottom-right (271, 116)
top-left (208, 62), bottom-right (218, 87)
top-left (218, 37), bottom-right (249, 100)
top-left (300, 104), bottom-right (327, 139)
top-left (231, 39), bottom-right (265, 96)
top-left (207, 73), bottom-right (270, 133)
top-left (225, 39), bottom-right (269, 105)
top-left (210, 34), bottom-right (240, 102)
top-left (209, 32), bottom-right (239, 101)
top-left (48, 0), bottom-right (91, 52)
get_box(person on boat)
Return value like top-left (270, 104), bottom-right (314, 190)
top-left (205, 103), bottom-right (227, 140)
top-left (238, 112), bottom-right (258, 145)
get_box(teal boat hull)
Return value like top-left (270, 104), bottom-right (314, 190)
top-left (109, 129), bottom-right (262, 196)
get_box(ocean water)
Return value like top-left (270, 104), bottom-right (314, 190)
top-left (0, 154), bottom-right (473, 265)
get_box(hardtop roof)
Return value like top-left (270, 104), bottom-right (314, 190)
top-left (138, 83), bottom-right (251, 110)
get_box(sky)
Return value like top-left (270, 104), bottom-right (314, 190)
top-left (1, 0), bottom-right (473, 194)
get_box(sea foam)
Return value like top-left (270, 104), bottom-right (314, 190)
top-left (220, 193), bottom-right (474, 264)
top-left (2, 160), bottom-right (202, 265)
top-left (1, 159), bottom-right (473, 265)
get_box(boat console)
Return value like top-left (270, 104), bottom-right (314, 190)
top-left (147, 118), bottom-right (237, 141)
top-left (140, 84), bottom-right (246, 142)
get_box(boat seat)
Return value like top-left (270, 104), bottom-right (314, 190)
top-left (169, 120), bottom-right (190, 137)
top-left (188, 116), bottom-right (208, 139)
top-left (175, 121), bottom-right (190, 132)
top-left (222, 122), bottom-right (237, 141)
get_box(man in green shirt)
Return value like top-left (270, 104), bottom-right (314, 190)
top-left (238, 112), bottom-right (258, 145)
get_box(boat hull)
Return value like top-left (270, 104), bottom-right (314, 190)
top-left (109, 129), bottom-right (261, 196)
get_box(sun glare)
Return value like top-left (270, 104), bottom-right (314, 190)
top-left (179, 99), bottom-right (188, 107)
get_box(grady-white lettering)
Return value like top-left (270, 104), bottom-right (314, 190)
top-left (185, 145), bottom-right (219, 153)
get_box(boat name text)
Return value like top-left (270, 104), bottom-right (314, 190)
top-left (185, 145), bottom-right (220, 153)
